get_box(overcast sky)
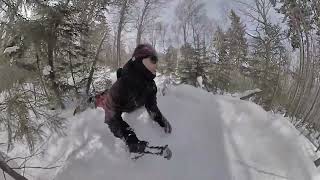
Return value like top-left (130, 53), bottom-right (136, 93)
top-left (161, 0), bottom-right (237, 28)
top-left (124, 0), bottom-right (287, 52)
top-left (160, 0), bottom-right (283, 30)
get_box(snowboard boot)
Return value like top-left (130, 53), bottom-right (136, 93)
top-left (127, 140), bottom-right (148, 153)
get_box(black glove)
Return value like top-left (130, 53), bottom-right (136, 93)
top-left (158, 117), bottom-right (172, 134)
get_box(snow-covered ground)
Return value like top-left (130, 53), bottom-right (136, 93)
top-left (2, 77), bottom-right (320, 180)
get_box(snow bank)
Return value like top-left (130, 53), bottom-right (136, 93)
top-left (43, 84), bottom-right (314, 180)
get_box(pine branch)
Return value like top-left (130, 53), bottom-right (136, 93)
top-left (11, 165), bottom-right (60, 170)
top-left (0, 157), bottom-right (27, 180)
top-left (6, 152), bottom-right (42, 164)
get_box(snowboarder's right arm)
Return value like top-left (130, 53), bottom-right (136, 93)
top-left (145, 87), bottom-right (172, 134)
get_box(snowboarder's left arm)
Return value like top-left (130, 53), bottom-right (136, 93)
top-left (145, 88), bottom-right (172, 134)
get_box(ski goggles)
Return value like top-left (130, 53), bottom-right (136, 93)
top-left (150, 55), bottom-right (158, 64)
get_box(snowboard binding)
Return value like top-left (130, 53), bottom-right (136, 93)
top-left (132, 145), bottom-right (172, 160)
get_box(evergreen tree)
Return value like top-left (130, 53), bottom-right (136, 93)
top-left (247, 1), bottom-right (288, 110)
top-left (226, 10), bottom-right (248, 70)
top-left (0, 0), bottom-right (110, 153)
top-left (211, 26), bottom-right (232, 93)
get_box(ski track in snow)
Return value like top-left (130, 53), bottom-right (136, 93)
top-left (29, 84), bottom-right (315, 180)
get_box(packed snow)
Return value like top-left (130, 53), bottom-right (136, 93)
top-left (1, 78), bottom-right (319, 180)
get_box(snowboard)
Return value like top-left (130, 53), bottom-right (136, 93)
top-left (131, 145), bottom-right (172, 160)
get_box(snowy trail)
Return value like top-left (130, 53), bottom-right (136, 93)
top-left (34, 85), bottom-right (315, 180)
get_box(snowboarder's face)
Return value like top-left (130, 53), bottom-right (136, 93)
top-left (142, 57), bottom-right (157, 75)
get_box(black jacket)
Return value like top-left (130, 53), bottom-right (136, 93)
top-left (107, 59), bottom-right (166, 127)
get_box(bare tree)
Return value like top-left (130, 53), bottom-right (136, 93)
top-left (176, 0), bottom-right (212, 87)
top-left (241, 0), bottom-right (288, 110)
top-left (115, 0), bottom-right (135, 67)
top-left (159, 22), bottom-right (168, 51)
top-left (86, 30), bottom-right (109, 95)
top-left (175, 0), bottom-right (205, 46)
top-left (133, 0), bottom-right (167, 45)
top-left (277, 0), bottom-right (320, 126)
top-left (146, 21), bottom-right (164, 48)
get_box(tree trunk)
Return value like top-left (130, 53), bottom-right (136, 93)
top-left (293, 33), bottom-right (310, 118)
top-left (117, 0), bottom-right (129, 68)
top-left (47, 37), bottom-right (65, 109)
top-left (68, 53), bottom-right (78, 95)
top-left (136, 0), bottom-right (149, 46)
top-left (303, 81), bottom-right (320, 123)
top-left (301, 37), bottom-right (316, 119)
top-left (112, 30), bottom-right (117, 65)
top-left (35, 52), bottom-right (50, 100)
top-left (150, 26), bottom-right (157, 48)
top-left (86, 31), bottom-right (108, 95)
top-left (116, 24), bottom-right (122, 67)
top-left (269, 67), bottom-right (281, 107)
top-left (285, 31), bottom-right (304, 117)
top-left (136, 27), bottom-right (143, 46)
top-left (183, 23), bottom-right (187, 46)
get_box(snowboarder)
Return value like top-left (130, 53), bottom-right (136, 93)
top-left (94, 44), bottom-right (172, 157)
